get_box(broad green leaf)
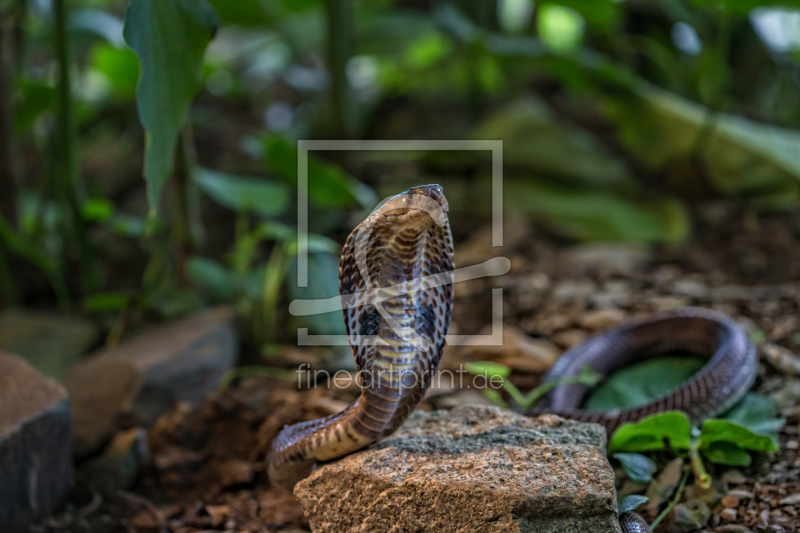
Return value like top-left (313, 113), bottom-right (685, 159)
top-left (264, 135), bottom-right (377, 210)
top-left (618, 494), bottom-right (649, 515)
top-left (701, 442), bottom-right (752, 467)
top-left (208, 0), bottom-right (273, 26)
top-left (507, 181), bottom-right (689, 243)
top-left (699, 419), bottom-right (778, 453)
top-left (193, 167), bottom-right (289, 217)
top-left (609, 411), bottom-right (692, 453)
top-left (477, 98), bottom-right (636, 190)
top-left (286, 253), bottom-right (346, 335)
top-left (123, 0), bottom-right (218, 211)
top-left (722, 393), bottom-right (785, 437)
top-left (464, 361), bottom-right (512, 379)
top-left (614, 453), bottom-right (657, 484)
top-left (605, 84), bottom-right (800, 211)
top-left (187, 257), bottom-right (238, 301)
top-left (584, 355), bottom-right (705, 411)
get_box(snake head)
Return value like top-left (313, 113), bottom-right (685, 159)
top-left (376, 184), bottom-right (449, 228)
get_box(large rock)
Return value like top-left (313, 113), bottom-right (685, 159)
top-left (295, 405), bottom-right (622, 533)
top-left (65, 307), bottom-right (238, 456)
top-left (0, 352), bottom-right (73, 531)
top-left (0, 309), bottom-right (99, 379)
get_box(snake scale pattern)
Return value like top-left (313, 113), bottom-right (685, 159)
top-left (267, 184), bottom-right (759, 533)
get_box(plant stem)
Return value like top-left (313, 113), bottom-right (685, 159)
top-left (689, 445), bottom-right (711, 489)
top-left (54, 0), bottom-right (98, 292)
top-left (649, 467), bottom-right (691, 531)
top-left (172, 126), bottom-right (194, 289)
top-left (0, 12), bottom-right (18, 227)
top-left (325, 0), bottom-right (355, 138)
top-left (262, 241), bottom-right (290, 344)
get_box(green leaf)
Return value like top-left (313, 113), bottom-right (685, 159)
top-left (193, 167), bottom-right (289, 217)
top-left (507, 181), bottom-right (689, 243)
top-left (187, 257), bottom-right (239, 301)
top-left (477, 98), bottom-right (636, 190)
top-left (722, 393), bottom-right (785, 437)
top-left (699, 419), bottom-right (778, 453)
top-left (605, 83), bottom-right (800, 212)
top-left (701, 442), bottom-right (752, 467)
top-left (614, 453), bottom-right (657, 484)
top-left (464, 361), bottom-right (512, 379)
top-left (609, 412), bottom-right (692, 453)
top-left (91, 43), bottom-right (140, 97)
top-left (264, 135), bottom-right (377, 210)
top-left (82, 291), bottom-right (131, 312)
top-left (537, 4), bottom-right (585, 53)
top-left (80, 197), bottom-right (115, 222)
top-left (13, 82), bottom-right (57, 133)
top-left (618, 494), bottom-right (649, 515)
top-left (123, 0), bottom-right (218, 211)
top-left (286, 253), bottom-right (346, 335)
top-left (583, 355), bottom-right (706, 412)
top-left (482, 388), bottom-right (510, 409)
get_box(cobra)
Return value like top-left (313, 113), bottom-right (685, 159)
top-left (267, 184), bottom-right (758, 533)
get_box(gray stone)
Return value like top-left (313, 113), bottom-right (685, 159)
top-left (0, 309), bottom-right (99, 379)
top-left (0, 352), bottom-right (73, 531)
top-left (65, 307), bottom-right (238, 455)
top-left (295, 405), bottom-right (622, 533)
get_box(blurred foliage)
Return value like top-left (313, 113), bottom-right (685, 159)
top-left (1, 0), bottom-right (800, 351)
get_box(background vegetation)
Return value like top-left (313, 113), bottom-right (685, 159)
top-left (1, 0), bottom-right (799, 354)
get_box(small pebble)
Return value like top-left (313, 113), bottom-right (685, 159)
top-left (727, 489), bottom-right (753, 500)
top-left (722, 470), bottom-right (747, 484)
top-left (720, 507), bottom-right (738, 522)
top-left (721, 495), bottom-right (740, 508)
top-left (786, 440), bottom-right (798, 450)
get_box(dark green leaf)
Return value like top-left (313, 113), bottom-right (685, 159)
top-left (614, 453), bottom-right (657, 484)
top-left (286, 253), bottom-right (346, 335)
top-left (82, 292), bottom-right (131, 312)
top-left (722, 393), bottom-right (785, 437)
top-left (507, 181), bottom-right (689, 243)
top-left (264, 135), bottom-right (377, 210)
top-left (609, 411), bottom-right (692, 453)
top-left (193, 167), bottom-right (289, 217)
top-left (618, 494), bottom-right (649, 515)
top-left (123, 0), bottom-right (218, 211)
top-left (699, 419), bottom-right (778, 453)
top-left (13, 82), bottom-right (57, 133)
top-left (187, 257), bottom-right (239, 301)
top-left (701, 442), bottom-right (752, 467)
top-left (583, 356), bottom-right (705, 411)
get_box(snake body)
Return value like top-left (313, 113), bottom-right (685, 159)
top-left (267, 184), bottom-right (759, 533)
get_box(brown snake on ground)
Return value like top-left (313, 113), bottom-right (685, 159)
top-left (267, 184), bottom-right (759, 533)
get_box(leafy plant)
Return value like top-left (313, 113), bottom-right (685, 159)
top-left (464, 361), bottom-right (601, 410)
top-left (609, 393), bottom-right (784, 487)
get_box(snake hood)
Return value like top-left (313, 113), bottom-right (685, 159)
top-left (267, 184), bottom-right (454, 490)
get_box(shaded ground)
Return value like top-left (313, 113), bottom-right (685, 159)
top-left (37, 204), bottom-right (800, 533)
